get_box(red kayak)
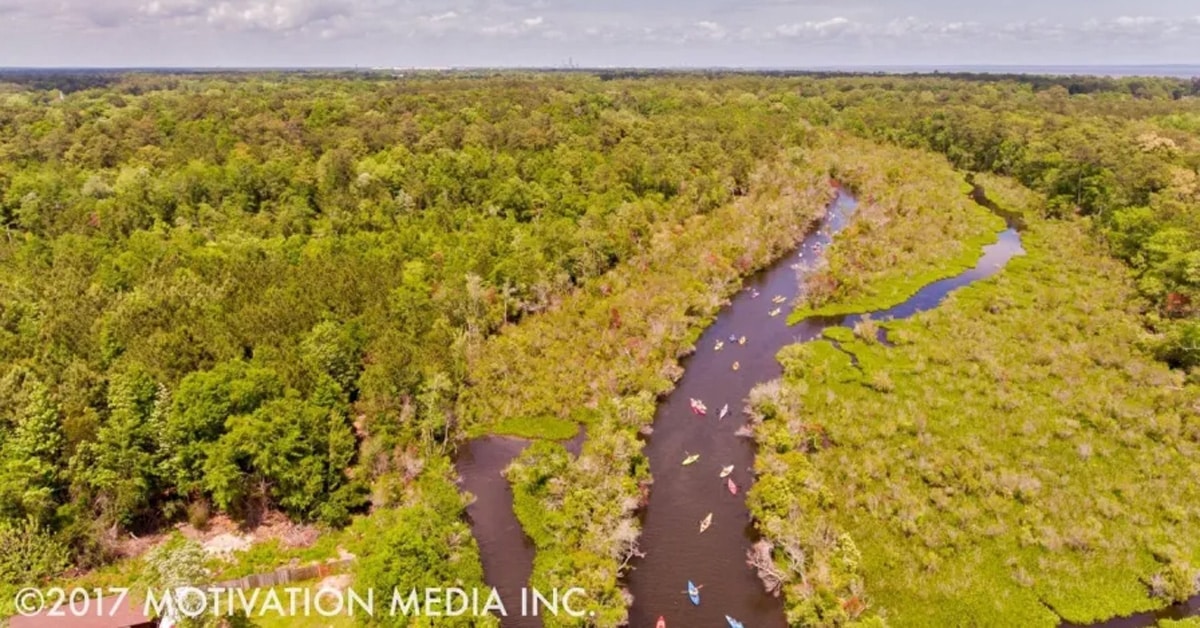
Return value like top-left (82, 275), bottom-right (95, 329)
top-left (727, 478), bottom-right (737, 495)
top-left (657, 616), bottom-right (666, 628)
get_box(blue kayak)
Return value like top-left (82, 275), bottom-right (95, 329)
top-left (725, 615), bottom-right (744, 628)
top-left (687, 581), bottom-right (700, 606)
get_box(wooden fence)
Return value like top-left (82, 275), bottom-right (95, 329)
top-left (209, 558), bottom-right (354, 591)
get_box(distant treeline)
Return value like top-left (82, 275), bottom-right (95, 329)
top-left (3, 67), bottom-right (1198, 97)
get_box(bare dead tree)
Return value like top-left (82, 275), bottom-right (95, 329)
top-left (618, 543), bottom-right (646, 573)
top-left (780, 539), bottom-right (809, 588)
top-left (747, 540), bottom-right (788, 596)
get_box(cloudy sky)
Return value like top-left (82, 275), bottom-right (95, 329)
top-left (1, 0), bottom-right (1198, 68)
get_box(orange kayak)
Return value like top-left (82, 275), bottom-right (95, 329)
top-left (657, 616), bottom-right (666, 628)
top-left (728, 478), bottom-right (738, 495)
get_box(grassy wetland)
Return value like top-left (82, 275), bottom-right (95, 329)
top-left (788, 140), bottom-right (1007, 320)
top-left (750, 173), bottom-right (1200, 626)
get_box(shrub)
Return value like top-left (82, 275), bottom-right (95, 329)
top-left (0, 517), bottom-right (69, 586)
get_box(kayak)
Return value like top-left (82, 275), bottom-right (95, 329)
top-left (699, 513), bottom-right (712, 533)
top-left (682, 453), bottom-right (700, 466)
top-left (738, 336), bottom-right (746, 345)
top-left (726, 615), bottom-right (744, 628)
top-left (719, 465), bottom-right (734, 478)
top-left (714, 341), bottom-right (724, 351)
top-left (732, 361), bottom-right (740, 371)
top-left (687, 581), bottom-right (700, 606)
top-left (768, 308), bottom-right (781, 317)
top-left (727, 478), bottom-right (737, 495)
top-left (772, 295), bottom-right (786, 304)
top-left (689, 398), bottom-right (708, 415)
top-left (656, 617), bottom-right (666, 628)
top-left (718, 404), bottom-right (729, 420)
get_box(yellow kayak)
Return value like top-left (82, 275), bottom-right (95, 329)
top-left (699, 513), bottom-right (713, 533)
top-left (682, 453), bottom-right (700, 466)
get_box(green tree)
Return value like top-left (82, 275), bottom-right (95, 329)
top-left (300, 321), bottom-right (365, 396)
top-left (70, 368), bottom-right (165, 528)
top-left (161, 361), bottom-right (284, 500)
top-left (0, 381), bottom-right (64, 525)
top-left (202, 380), bottom-right (363, 524)
top-left (351, 468), bottom-right (496, 628)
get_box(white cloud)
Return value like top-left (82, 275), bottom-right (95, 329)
top-left (692, 20), bottom-right (726, 40)
top-left (881, 16), bottom-right (980, 38)
top-left (1081, 14), bottom-right (1193, 39)
top-left (2, 0), bottom-right (1200, 65)
top-left (204, 1), bottom-right (350, 33)
top-left (775, 16), bottom-right (854, 38)
top-left (139, 0), bottom-right (206, 19)
top-left (480, 15), bottom-right (545, 36)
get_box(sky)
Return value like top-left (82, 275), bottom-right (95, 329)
top-left (0, 0), bottom-right (1199, 68)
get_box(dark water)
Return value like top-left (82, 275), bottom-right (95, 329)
top-left (1067, 596), bottom-right (1200, 628)
top-left (625, 191), bottom-right (858, 628)
top-left (456, 436), bottom-right (541, 628)
top-left (455, 425), bottom-right (586, 628)
top-left (461, 185), bottom-right (1035, 627)
top-left (458, 182), bottom-right (1200, 627)
top-left (842, 225), bottom-right (1022, 336)
top-left (627, 187), bottom-right (1028, 628)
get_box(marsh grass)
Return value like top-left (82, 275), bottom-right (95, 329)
top-left (751, 176), bottom-right (1200, 626)
top-left (789, 138), bottom-right (1006, 321)
top-left (479, 416), bottom-right (580, 441)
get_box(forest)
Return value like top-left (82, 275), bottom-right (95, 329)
top-left (0, 70), bottom-right (1197, 626)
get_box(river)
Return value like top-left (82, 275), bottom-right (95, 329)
top-left (625, 186), bottom-right (1023, 627)
top-left (456, 183), bottom-right (1195, 628)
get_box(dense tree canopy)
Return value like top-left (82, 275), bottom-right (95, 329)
top-left (0, 70), bottom-right (1196, 625)
top-left (0, 71), bottom-right (818, 597)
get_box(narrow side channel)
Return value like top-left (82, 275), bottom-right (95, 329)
top-left (628, 182), bottom-right (1025, 627)
top-left (456, 436), bottom-right (541, 628)
top-left (460, 181), bottom-right (1031, 628)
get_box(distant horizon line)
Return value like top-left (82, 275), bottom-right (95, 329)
top-left (2, 63), bottom-right (1199, 78)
